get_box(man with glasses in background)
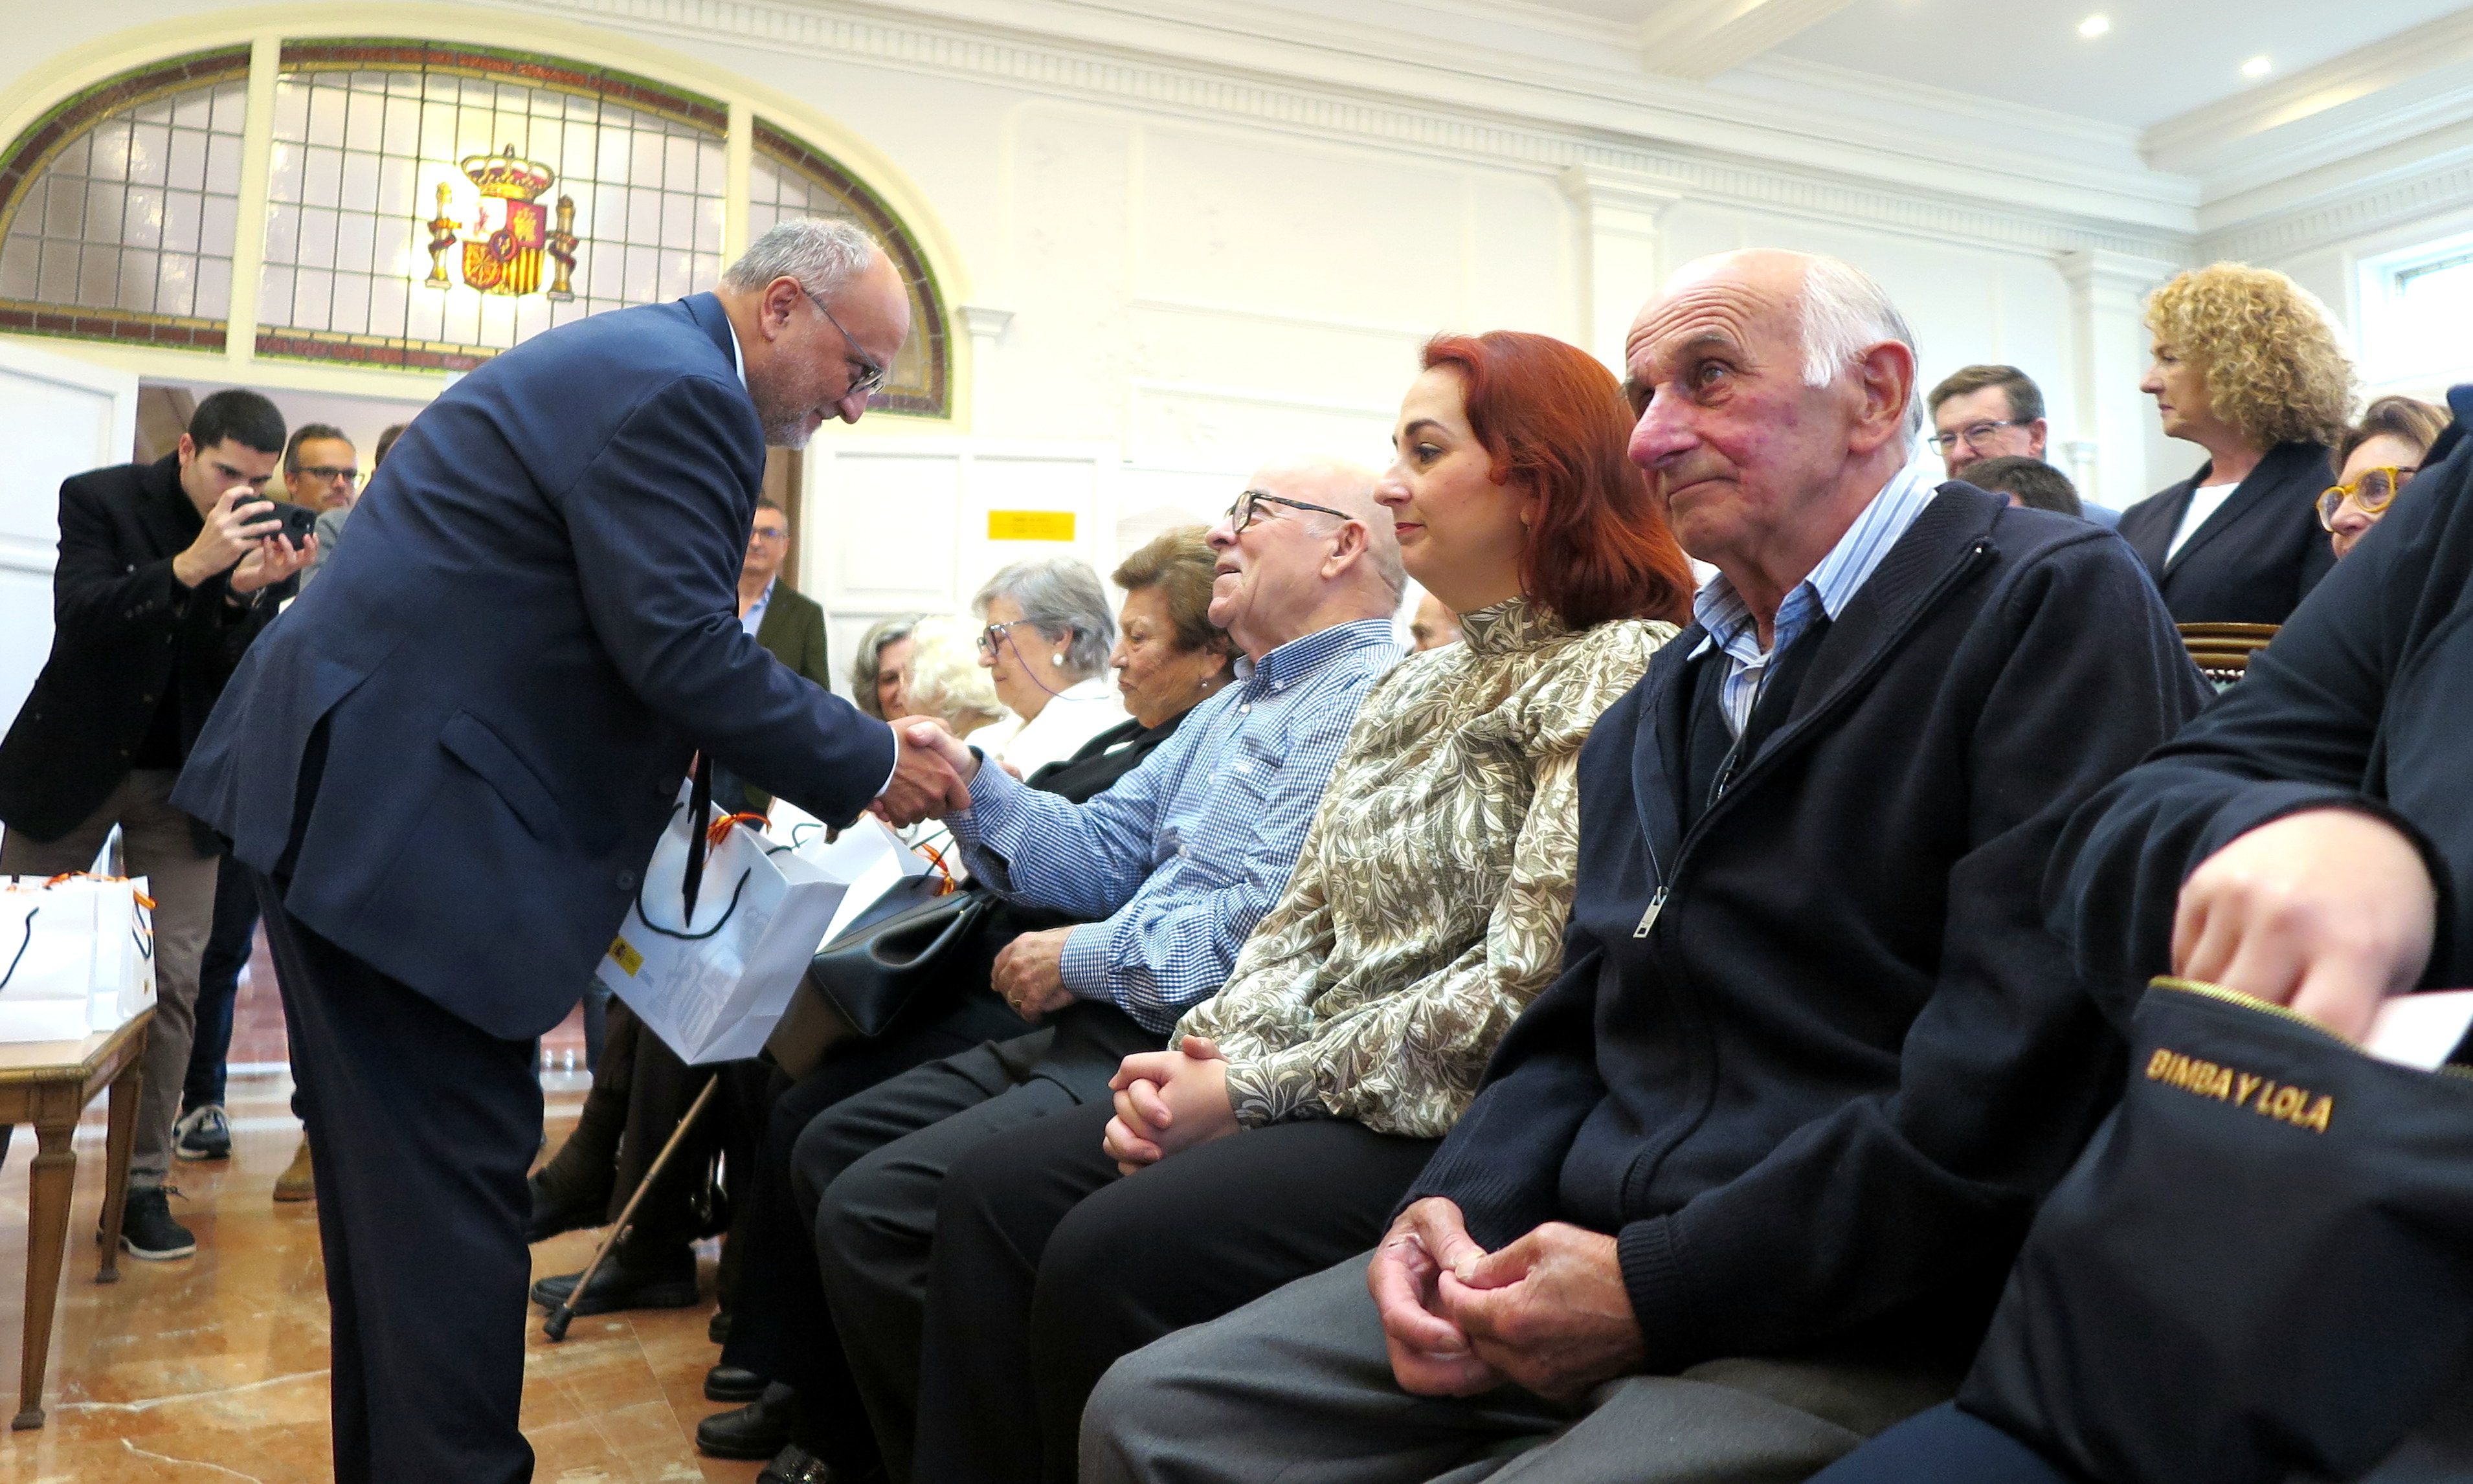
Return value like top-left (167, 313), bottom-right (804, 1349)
top-left (282, 423), bottom-right (360, 512)
top-left (692, 460), bottom-right (1404, 1484)
top-left (173, 219), bottom-right (967, 1484)
top-left (1927, 364), bottom-right (2118, 527)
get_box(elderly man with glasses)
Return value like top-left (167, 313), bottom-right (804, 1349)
top-left (173, 217), bottom-right (963, 1484)
top-left (691, 460), bottom-right (1404, 1484)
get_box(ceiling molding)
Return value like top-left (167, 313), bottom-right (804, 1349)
top-left (2200, 137), bottom-right (2473, 266)
top-left (1635, 0), bottom-right (1860, 83)
top-left (2145, 8), bottom-right (2473, 197)
top-left (478, 0), bottom-right (2193, 263)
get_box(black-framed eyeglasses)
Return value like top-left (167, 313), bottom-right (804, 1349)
top-left (1225, 489), bottom-right (1354, 533)
top-left (800, 285), bottom-right (890, 399)
top-left (297, 465), bottom-right (359, 485)
top-left (748, 526), bottom-right (790, 543)
top-left (978, 619), bottom-right (1038, 655)
top-left (1926, 419), bottom-right (2026, 454)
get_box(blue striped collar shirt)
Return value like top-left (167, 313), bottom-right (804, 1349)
top-left (950, 616), bottom-right (1401, 1034)
top-left (1687, 457), bottom-right (1941, 737)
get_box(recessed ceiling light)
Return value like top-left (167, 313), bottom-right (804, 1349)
top-left (2077, 14), bottom-right (2110, 39)
top-left (2242, 55), bottom-right (2272, 78)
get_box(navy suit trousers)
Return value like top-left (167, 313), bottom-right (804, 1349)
top-left (252, 870), bottom-right (541, 1484)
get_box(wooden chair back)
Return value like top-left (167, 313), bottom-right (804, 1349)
top-left (2178, 623), bottom-right (2279, 689)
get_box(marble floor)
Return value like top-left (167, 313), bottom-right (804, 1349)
top-left (0, 1023), bottom-right (757, 1481)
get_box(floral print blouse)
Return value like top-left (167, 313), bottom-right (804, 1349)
top-left (1180, 597), bottom-right (1677, 1138)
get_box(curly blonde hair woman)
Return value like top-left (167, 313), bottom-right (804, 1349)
top-left (2118, 263), bottom-right (2358, 625)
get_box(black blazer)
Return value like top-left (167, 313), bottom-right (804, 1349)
top-left (2115, 441), bottom-right (2336, 625)
top-left (174, 294), bottom-right (897, 1040)
top-left (2054, 421), bottom-right (2473, 991)
top-left (0, 454), bottom-right (281, 841)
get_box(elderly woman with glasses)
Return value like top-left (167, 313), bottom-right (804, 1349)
top-left (2322, 395), bottom-right (2449, 560)
top-left (972, 557), bottom-right (1126, 775)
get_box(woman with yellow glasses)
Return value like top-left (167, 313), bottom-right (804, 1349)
top-left (2322, 395), bottom-right (2448, 559)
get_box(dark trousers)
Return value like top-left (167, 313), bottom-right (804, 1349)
top-left (798, 1002), bottom-right (1160, 1481)
top-left (251, 871), bottom-right (541, 1484)
top-left (917, 1100), bottom-right (1440, 1484)
top-left (183, 852), bottom-right (259, 1110)
top-left (719, 988), bottom-right (1032, 1391)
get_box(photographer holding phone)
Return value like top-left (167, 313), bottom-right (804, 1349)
top-left (0, 388), bottom-right (314, 1262)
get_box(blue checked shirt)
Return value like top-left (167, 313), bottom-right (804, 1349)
top-left (950, 617), bottom-right (1402, 1034)
top-left (1689, 458), bottom-right (1940, 736)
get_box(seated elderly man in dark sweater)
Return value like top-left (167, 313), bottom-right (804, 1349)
top-left (1082, 249), bottom-right (2211, 1484)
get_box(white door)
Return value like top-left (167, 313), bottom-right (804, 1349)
top-left (0, 339), bottom-right (140, 726)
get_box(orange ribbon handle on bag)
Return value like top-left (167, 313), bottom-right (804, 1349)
top-left (708, 813), bottom-right (768, 848)
top-left (38, 872), bottom-right (154, 910)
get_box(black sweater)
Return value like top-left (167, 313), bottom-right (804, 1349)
top-left (1404, 485), bottom-right (2210, 1373)
top-left (2053, 419), bottom-right (2473, 997)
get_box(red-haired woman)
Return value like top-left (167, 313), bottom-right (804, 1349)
top-left (890, 331), bottom-right (1693, 1484)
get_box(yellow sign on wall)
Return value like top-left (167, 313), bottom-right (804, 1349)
top-left (987, 510), bottom-right (1077, 542)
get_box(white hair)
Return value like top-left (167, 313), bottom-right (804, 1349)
top-left (1796, 255), bottom-right (1926, 441)
top-left (722, 217), bottom-right (882, 298)
top-left (903, 617), bottom-right (1003, 731)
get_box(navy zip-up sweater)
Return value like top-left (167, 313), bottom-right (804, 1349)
top-left (1403, 485), bottom-right (2211, 1374)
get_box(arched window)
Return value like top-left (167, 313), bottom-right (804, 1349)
top-left (0, 49), bottom-right (253, 348)
top-left (0, 41), bottom-right (953, 415)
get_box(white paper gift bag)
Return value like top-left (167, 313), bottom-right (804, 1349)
top-left (0, 874), bottom-right (154, 1043)
top-left (85, 876), bottom-right (155, 1033)
top-left (763, 803), bottom-right (934, 944)
top-left (597, 803), bottom-right (849, 1064)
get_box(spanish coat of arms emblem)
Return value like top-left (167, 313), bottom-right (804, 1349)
top-left (424, 144), bottom-right (581, 300)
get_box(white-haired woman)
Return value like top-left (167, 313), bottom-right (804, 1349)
top-left (973, 558), bottom-right (1124, 775)
top-left (901, 617), bottom-right (1005, 740)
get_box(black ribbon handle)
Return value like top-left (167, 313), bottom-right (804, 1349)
top-left (682, 753), bottom-right (713, 923)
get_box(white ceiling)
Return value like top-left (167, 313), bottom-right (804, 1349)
top-left (1766, 0), bottom-right (2472, 129)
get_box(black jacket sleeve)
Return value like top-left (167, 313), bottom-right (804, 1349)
top-left (52, 474), bottom-right (213, 645)
top-left (1613, 537), bottom-right (2209, 1371)
top-left (2049, 437), bottom-right (2473, 994)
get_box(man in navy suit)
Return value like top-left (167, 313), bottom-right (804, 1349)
top-left (174, 219), bottom-right (967, 1484)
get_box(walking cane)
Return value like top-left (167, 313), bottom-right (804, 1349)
top-left (543, 1076), bottom-right (720, 1342)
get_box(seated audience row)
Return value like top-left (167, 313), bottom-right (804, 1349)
top-left (558, 247), bottom-right (2463, 1484)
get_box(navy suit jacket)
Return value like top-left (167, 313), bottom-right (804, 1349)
top-left (2114, 441), bottom-right (2334, 626)
top-left (175, 294), bottom-right (896, 1039)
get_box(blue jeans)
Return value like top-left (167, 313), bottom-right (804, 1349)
top-left (183, 853), bottom-right (260, 1111)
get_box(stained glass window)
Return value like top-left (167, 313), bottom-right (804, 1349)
top-left (0, 50), bottom-right (252, 349)
top-left (255, 44), bottom-right (728, 371)
top-left (0, 43), bottom-right (952, 415)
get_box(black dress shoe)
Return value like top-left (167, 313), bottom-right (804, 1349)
top-left (697, 1382), bottom-right (797, 1460)
top-left (528, 1253), bottom-right (699, 1315)
top-left (709, 1306), bottom-right (732, 1344)
top-left (759, 1443), bottom-right (869, 1484)
top-left (705, 1364), bottom-right (766, 1403)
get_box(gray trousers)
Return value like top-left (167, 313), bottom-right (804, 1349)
top-left (1082, 1256), bottom-right (1959, 1484)
top-left (0, 770), bottom-right (216, 1188)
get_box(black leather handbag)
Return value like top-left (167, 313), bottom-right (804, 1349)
top-left (806, 876), bottom-right (998, 1039)
top-left (1960, 977), bottom-right (2473, 1484)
